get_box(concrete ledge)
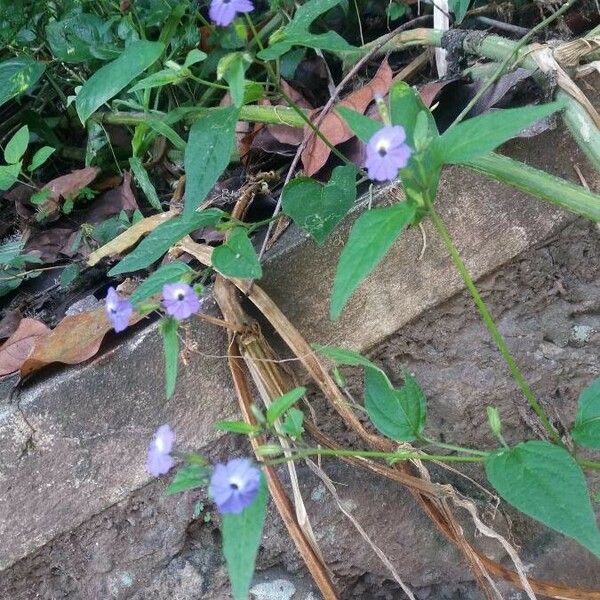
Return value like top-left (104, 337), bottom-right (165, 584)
top-left (1, 124), bottom-right (598, 573)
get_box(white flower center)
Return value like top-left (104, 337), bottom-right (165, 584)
top-left (229, 475), bottom-right (244, 490)
top-left (376, 140), bottom-right (390, 157)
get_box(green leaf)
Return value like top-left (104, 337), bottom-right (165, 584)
top-left (130, 262), bottom-right (194, 306)
top-left (129, 156), bottom-right (162, 211)
top-left (436, 102), bottom-right (564, 165)
top-left (146, 119), bottom-right (186, 151)
top-left (28, 146), bottom-right (55, 172)
top-left (75, 40), bottom-right (165, 123)
top-left (258, 0), bottom-right (356, 60)
top-left (331, 202), bottom-right (416, 320)
top-left (217, 52), bottom-right (251, 108)
top-left (108, 209), bottom-right (223, 275)
top-left (336, 107), bottom-right (381, 143)
top-left (364, 368), bottom-right (426, 441)
top-left (212, 227), bottom-right (262, 279)
top-left (165, 463), bottom-right (210, 495)
top-left (184, 48), bottom-right (208, 68)
top-left (312, 344), bottom-right (380, 370)
top-left (389, 82), bottom-right (438, 146)
top-left (222, 473), bottom-right (268, 600)
top-left (282, 165), bottom-right (357, 245)
top-left (572, 378), bottom-right (600, 448)
top-left (59, 264), bottom-right (80, 288)
top-left (4, 125), bottom-right (29, 164)
top-left (0, 162), bottom-right (21, 191)
top-left (450, 0), bottom-right (471, 23)
top-left (215, 420), bottom-right (260, 434)
top-left (387, 3), bottom-right (407, 20)
top-left (0, 57), bottom-right (45, 108)
top-left (129, 68), bottom-right (184, 93)
top-left (184, 106), bottom-right (240, 214)
top-left (282, 408), bottom-right (304, 437)
top-left (160, 317), bottom-right (179, 399)
top-left (266, 387), bottom-right (306, 425)
top-left (485, 441), bottom-right (600, 557)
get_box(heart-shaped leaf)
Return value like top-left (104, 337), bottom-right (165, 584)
top-left (282, 165), bottom-right (357, 245)
top-left (572, 378), bottom-right (600, 448)
top-left (212, 227), bottom-right (262, 279)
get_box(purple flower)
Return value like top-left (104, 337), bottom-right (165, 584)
top-left (105, 287), bottom-right (133, 333)
top-left (365, 125), bottom-right (412, 182)
top-left (209, 458), bottom-right (261, 514)
top-left (162, 283), bottom-right (201, 321)
top-left (146, 424), bottom-right (176, 477)
top-left (209, 0), bottom-right (254, 27)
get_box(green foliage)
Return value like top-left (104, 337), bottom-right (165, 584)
top-left (330, 202), bottom-right (416, 320)
top-left (108, 209), bottom-right (223, 275)
top-left (75, 40), bottom-right (165, 123)
top-left (449, 0), bottom-right (471, 23)
top-left (215, 420), bottom-right (261, 434)
top-left (336, 107), bottom-right (381, 142)
top-left (129, 156), bottom-right (162, 211)
top-left (364, 368), bottom-right (427, 441)
top-left (130, 261), bottom-right (194, 306)
top-left (166, 463), bottom-right (211, 495)
top-left (312, 344), bottom-right (379, 370)
top-left (436, 102), bottom-right (565, 164)
top-left (160, 317), bottom-right (179, 399)
top-left (183, 106), bottom-right (240, 213)
top-left (281, 408), bottom-right (304, 437)
top-left (28, 146), bottom-right (55, 172)
top-left (212, 227), bottom-right (262, 279)
top-left (485, 441), bottom-right (600, 557)
top-left (217, 52), bottom-right (252, 107)
top-left (222, 474), bottom-right (269, 600)
top-left (266, 387), bottom-right (306, 425)
top-left (0, 56), bottom-right (45, 108)
top-left (258, 0), bottom-right (356, 60)
top-left (282, 165), bottom-right (357, 245)
top-left (4, 125), bottom-right (28, 164)
top-left (0, 162), bottom-right (21, 191)
top-left (572, 378), bottom-right (600, 448)
top-left (389, 82), bottom-right (438, 146)
top-left (0, 239), bottom-right (42, 297)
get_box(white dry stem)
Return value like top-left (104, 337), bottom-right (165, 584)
top-left (433, 0), bottom-right (449, 76)
top-left (305, 459), bottom-right (417, 600)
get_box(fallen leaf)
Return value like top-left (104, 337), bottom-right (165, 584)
top-left (20, 305), bottom-right (143, 376)
top-left (84, 171), bottom-right (138, 224)
top-left (0, 318), bottom-right (50, 376)
top-left (24, 227), bottom-right (77, 263)
top-left (302, 59), bottom-right (392, 176)
top-left (0, 310), bottom-right (23, 341)
top-left (87, 210), bottom-right (177, 266)
top-left (268, 80), bottom-right (312, 147)
top-left (40, 167), bottom-right (100, 219)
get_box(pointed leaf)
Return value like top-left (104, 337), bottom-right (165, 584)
top-left (160, 317), bottom-right (179, 399)
top-left (331, 202), bottom-right (416, 319)
top-left (165, 463), bottom-right (210, 495)
top-left (312, 344), bottom-right (380, 370)
top-left (130, 262), bottom-right (194, 306)
top-left (336, 107), bottom-right (381, 143)
top-left (28, 146), bottom-right (56, 172)
top-left (572, 378), bottom-right (600, 448)
top-left (266, 387), bottom-right (306, 425)
top-left (0, 57), bottom-right (45, 108)
top-left (75, 40), bottom-right (164, 123)
top-left (0, 162), bottom-right (22, 191)
top-left (108, 209), bottom-right (223, 275)
top-left (212, 227), bottom-right (262, 279)
top-left (129, 156), bottom-right (162, 211)
top-left (437, 102), bottom-right (564, 164)
top-left (222, 474), bottom-right (268, 600)
top-left (4, 125), bottom-right (29, 164)
top-left (282, 165), bottom-right (357, 244)
top-left (485, 441), bottom-right (600, 557)
top-left (184, 106), bottom-right (240, 213)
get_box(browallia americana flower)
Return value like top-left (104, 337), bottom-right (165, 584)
top-left (162, 283), bottom-right (201, 321)
top-left (365, 125), bottom-right (412, 182)
top-left (105, 287), bottom-right (133, 333)
top-left (209, 458), bottom-right (261, 514)
top-left (209, 0), bottom-right (254, 27)
top-left (146, 424), bottom-right (176, 476)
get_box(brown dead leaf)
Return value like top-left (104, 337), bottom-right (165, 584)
top-left (301, 60), bottom-right (393, 176)
top-left (268, 81), bottom-right (312, 147)
top-left (20, 305), bottom-right (143, 377)
top-left (85, 171), bottom-right (138, 224)
top-left (41, 167), bottom-right (100, 219)
top-left (0, 310), bottom-right (23, 341)
top-left (87, 210), bottom-right (177, 266)
top-left (0, 318), bottom-right (50, 376)
top-left (24, 227), bottom-right (77, 263)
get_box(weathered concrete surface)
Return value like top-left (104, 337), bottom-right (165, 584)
top-left (1, 122), bottom-right (599, 598)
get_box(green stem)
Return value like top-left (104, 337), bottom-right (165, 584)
top-left (425, 198), bottom-right (562, 444)
top-left (419, 436), bottom-right (489, 457)
top-left (265, 447), bottom-right (487, 466)
top-left (577, 458), bottom-right (600, 471)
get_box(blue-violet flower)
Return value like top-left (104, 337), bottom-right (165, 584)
top-left (162, 283), bottom-right (200, 321)
top-left (105, 287), bottom-right (133, 333)
top-left (146, 424), bottom-right (176, 477)
top-left (209, 458), bottom-right (261, 514)
top-left (365, 125), bottom-right (412, 182)
top-left (209, 0), bottom-right (254, 27)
